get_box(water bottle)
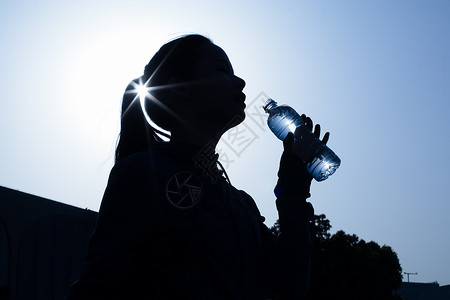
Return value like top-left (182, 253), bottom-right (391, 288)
top-left (263, 98), bottom-right (341, 181)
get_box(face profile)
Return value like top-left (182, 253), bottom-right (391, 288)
top-left (161, 42), bottom-right (247, 140)
top-left (186, 43), bottom-right (246, 122)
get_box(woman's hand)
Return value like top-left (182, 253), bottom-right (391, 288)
top-left (283, 114), bottom-right (330, 153)
top-left (276, 114), bottom-right (331, 199)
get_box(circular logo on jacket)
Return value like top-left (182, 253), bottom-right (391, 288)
top-left (166, 171), bottom-right (203, 209)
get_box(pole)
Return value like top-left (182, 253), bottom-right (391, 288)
top-left (404, 272), bottom-right (418, 282)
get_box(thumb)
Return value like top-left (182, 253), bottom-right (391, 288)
top-left (283, 132), bottom-right (294, 153)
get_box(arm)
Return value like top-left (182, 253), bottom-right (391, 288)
top-left (265, 116), bottom-right (330, 299)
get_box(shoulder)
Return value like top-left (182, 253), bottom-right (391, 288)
top-left (101, 148), bottom-right (171, 208)
top-left (104, 144), bottom-right (196, 202)
top-left (234, 188), bottom-right (265, 220)
top-left (114, 147), bottom-right (166, 169)
top-left (236, 189), bottom-right (257, 208)
top-left (111, 146), bottom-right (176, 179)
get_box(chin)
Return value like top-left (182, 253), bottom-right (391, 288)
top-left (228, 112), bottom-right (246, 128)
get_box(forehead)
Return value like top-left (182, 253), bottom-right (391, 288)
top-left (196, 43), bottom-right (230, 64)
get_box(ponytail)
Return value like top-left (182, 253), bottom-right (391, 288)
top-left (114, 78), bottom-right (169, 163)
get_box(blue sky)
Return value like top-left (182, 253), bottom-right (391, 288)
top-left (1, 0), bottom-right (449, 285)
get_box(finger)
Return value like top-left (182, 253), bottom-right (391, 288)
top-left (302, 115), bottom-right (313, 131)
top-left (313, 124), bottom-right (321, 138)
top-left (301, 114), bottom-right (306, 121)
top-left (322, 132), bottom-right (330, 145)
top-left (283, 132), bottom-right (294, 152)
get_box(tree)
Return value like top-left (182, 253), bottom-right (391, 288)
top-left (310, 214), bottom-right (331, 247)
top-left (270, 215), bottom-right (403, 300)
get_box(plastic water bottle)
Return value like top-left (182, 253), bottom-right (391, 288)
top-left (263, 98), bottom-right (341, 181)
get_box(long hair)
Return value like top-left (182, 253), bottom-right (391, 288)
top-left (115, 34), bottom-right (212, 163)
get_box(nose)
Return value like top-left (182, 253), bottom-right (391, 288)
top-left (234, 75), bottom-right (246, 90)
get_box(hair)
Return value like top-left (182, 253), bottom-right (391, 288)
top-left (114, 34), bottom-right (213, 163)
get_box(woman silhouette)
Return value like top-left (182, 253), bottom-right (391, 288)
top-left (67, 34), bottom-right (329, 300)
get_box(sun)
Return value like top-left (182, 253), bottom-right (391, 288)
top-left (136, 82), bottom-right (150, 101)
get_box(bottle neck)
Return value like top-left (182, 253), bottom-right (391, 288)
top-left (263, 98), bottom-right (277, 113)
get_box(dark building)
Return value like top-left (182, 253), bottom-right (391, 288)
top-left (396, 282), bottom-right (450, 299)
top-left (0, 185), bottom-right (97, 300)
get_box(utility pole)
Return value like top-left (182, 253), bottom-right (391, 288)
top-left (404, 272), bottom-right (418, 282)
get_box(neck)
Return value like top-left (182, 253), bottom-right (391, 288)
top-left (169, 126), bottom-right (222, 150)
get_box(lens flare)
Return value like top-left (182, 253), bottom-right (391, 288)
top-left (124, 77), bottom-right (171, 141)
top-left (122, 45), bottom-right (208, 142)
top-left (136, 83), bottom-right (149, 101)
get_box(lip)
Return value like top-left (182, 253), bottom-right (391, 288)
top-left (235, 92), bottom-right (246, 103)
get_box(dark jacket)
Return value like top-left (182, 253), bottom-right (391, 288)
top-left (66, 143), bottom-right (313, 299)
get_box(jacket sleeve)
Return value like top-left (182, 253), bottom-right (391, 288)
top-left (66, 158), bottom-right (157, 299)
top-left (262, 150), bottom-right (314, 300)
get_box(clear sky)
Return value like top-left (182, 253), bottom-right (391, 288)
top-left (1, 0), bottom-right (449, 286)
